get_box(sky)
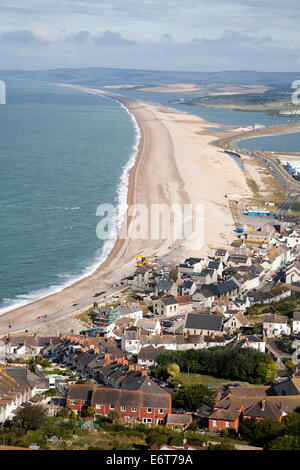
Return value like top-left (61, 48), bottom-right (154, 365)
top-left (0, 0), bottom-right (300, 71)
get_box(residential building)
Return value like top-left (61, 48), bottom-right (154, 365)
top-left (184, 313), bottom-right (223, 336)
top-left (263, 314), bottom-right (291, 337)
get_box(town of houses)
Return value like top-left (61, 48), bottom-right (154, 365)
top-left (2, 220), bottom-right (300, 441)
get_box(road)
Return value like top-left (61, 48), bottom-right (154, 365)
top-left (232, 147), bottom-right (300, 222)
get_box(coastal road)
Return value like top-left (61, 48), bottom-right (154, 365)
top-left (231, 148), bottom-right (300, 222)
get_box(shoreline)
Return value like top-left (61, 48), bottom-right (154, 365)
top-left (0, 88), bottom-right (141, 317)
top-left (0, 85), bottom-right (251, 334)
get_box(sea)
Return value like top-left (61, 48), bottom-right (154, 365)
top-left (0, 80), bottom-right (139, 314)
top-left (0, 79), bottom-right (299, 315)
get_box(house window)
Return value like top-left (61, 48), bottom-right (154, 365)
top-left (143, 418), bottom-right (152, 424)
top-left (225, 421), bottom-right (230, 428)
top-left (121, 406), bottom-right (126, 412)
top-left (131, 406), bottom-right (137, 412)
top-left (158, 409), bottom-right (164, 414)
top-left (147, 408), bottom-right (152, 413)
top-left (157, 419), bottom-right (164, 425)
top-left (70, 400), bottom-right (76, 405)
top-left (109, 404), bottom-right (115, 410)
top-left (212, 420), bottom-right (217, 427)
top-left (96, 404), bottom-right (101, 409)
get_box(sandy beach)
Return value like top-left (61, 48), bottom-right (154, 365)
top-left (0, 86), bottom-right (251, 334)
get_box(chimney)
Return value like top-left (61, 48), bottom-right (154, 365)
top-left (94, 348), bottom-right (100, 354)
top-left (123, 359), bottom-right (128, 365)
top-left (141, 369), bottom-right (148, 376)
top-left (104, 353), bottom-right (110, 366)
top-left (33, 333), bottom-right (37, 339)
top-left (117, 357), bottom-right (123, 364)
top-left (89, 344), bottom-right (95, 350)
top-left (135, 365), bottom-right (141, 371)
top-left (23, 339), bottom-right (26, 345)
top-left (129, 364), bottom-right (135, 371)
top-left (261, 400), bottom-right (265, 411)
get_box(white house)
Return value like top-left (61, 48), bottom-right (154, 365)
top-left (134, 318), bottom-right (161, 335)
top-left (286, 262), bottom-right (300, 285)
top-left (117, 303), bottom-right (143, 321)
top-left (292, 312), bottom-right (300, 334)
top-left (153, 297), bottom-right (179, 317)
top-left (263, 314), bottom-right (291, 337)
top-left (240, 335), bottom-right (266, 353)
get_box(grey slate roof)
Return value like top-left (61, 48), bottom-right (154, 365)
top-left (202, 280), bottom-right (239, 296)
top-left (185, 313), bottom-right (223, 331)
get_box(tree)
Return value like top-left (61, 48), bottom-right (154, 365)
top-left (172, 384), bottom-right (216, 412)
top-left (87, 406), bottom-right (97, 416)
top-left (284, 360), bottom-right (296, 375)
top-left (267, 435), bottom-right (300, 450)
top-left (13, 405), bottom-right (47, 431)
top-left (256, 362), bottom-right (277, 383)
top-left (167, 363), bottom-right (180, 379)
top-left (107, 410), bottom-right (120, 423)
top-left (145, 429), bottom-right (168, 447)
top-left (253, 418), bottom-right (284, 446)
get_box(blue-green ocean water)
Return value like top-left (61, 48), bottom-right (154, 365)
top-left (0, 80), bottom-right (138, 313)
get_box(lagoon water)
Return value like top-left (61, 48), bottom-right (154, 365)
top-left (236, 132), bottom-right (300, 153)
top-left (0, 80), bottom-right (138, 313)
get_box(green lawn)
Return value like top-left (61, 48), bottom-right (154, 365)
top-left (174, 372), bottom-right (248, 388)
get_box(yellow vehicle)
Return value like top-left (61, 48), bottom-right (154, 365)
top-left (136, 255), bottom-right (153, 267)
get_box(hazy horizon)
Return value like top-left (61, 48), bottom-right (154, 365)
top-left (0, 1), bottom-right (300, 72)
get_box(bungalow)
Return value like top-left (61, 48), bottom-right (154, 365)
top-left (166, 413), bottom-right (192, 430)
top-left (184, 313), bottom-right (224, 336)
